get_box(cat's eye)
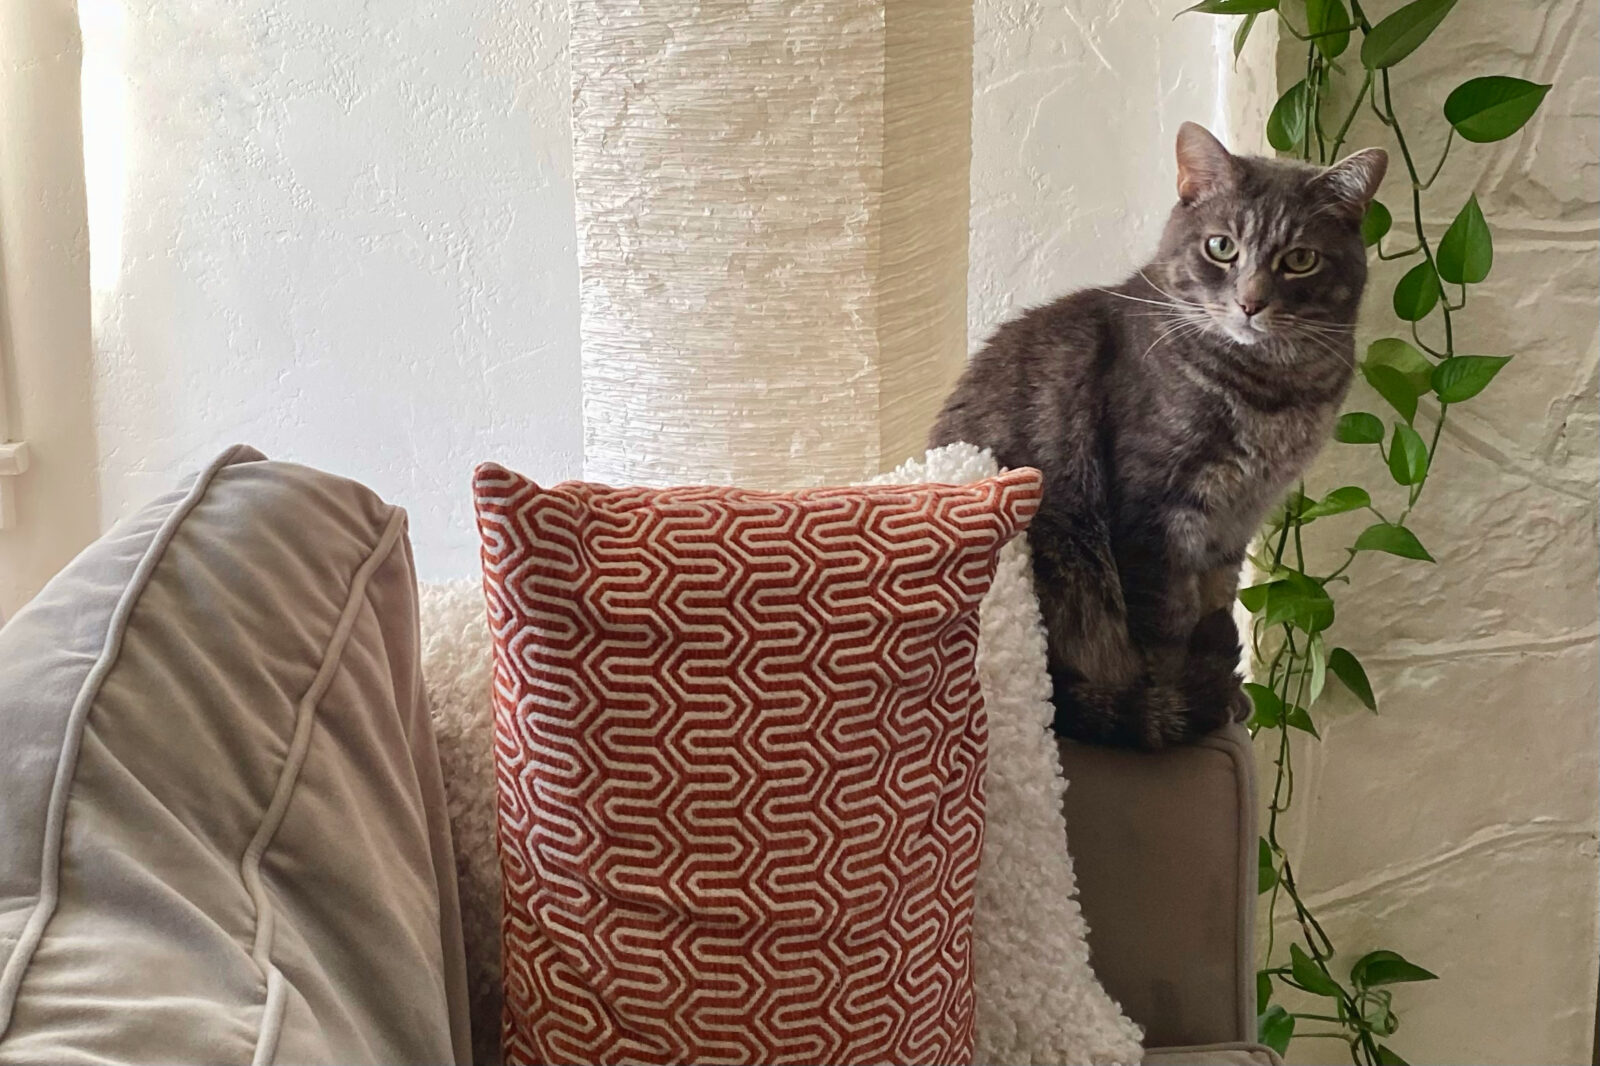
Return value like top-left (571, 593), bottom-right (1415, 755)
top-left (1279, 248), bottom-right (1321, 275)
top-left (1203, 235), bottom-right (1238, 263)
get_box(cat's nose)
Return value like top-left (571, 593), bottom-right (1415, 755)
top-left (1237, 297), bottom-right (1266, 318)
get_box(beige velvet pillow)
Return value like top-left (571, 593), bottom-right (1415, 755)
top-left (0, 447), bottom-right (470, 1064)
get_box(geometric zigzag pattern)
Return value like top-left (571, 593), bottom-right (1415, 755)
top-left (473, 463), bottom-right (1041, 1066)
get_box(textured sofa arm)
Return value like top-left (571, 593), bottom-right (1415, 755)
top-left (1058, 724), bottom-right (1257, 1050)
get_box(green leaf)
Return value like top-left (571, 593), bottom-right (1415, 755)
top-left (1354, 522), bottom-right (1435, 562)
top-left (1388, 424), bottom-right (1429, 485)
top-left (1300, 485), bottom-right (1371, 520)
top-left (1234, 12), bottom-right (1259, 59)
top-left (1258, 1005), bottom-right (1295, 1056)
top-left (1366, 338), bottom-right (1435, 393)
top-left (1334, 411), bottom-right (1385, 444)
top-left (1362, 199), bottom-right (1393, 248)
top-left (1281, 574), bottom-right (1336, 634)
top-left (1244, 682), bottom-right (1284, 730)
top-left (1392, 260), bottom-right (1442, 321)
top-left (1433, 355), bottom-right (1511, 404)
top-left (1360, 0), bottom-right (1456, 69)
top-left (1285, 703), bottom-right (1320, 737)
top-left (1444, 76), bottom-right (1552, 143)
top-left (1352, 949), bottom-right (1439, 987)
top-left (1256, 970), bottom-right (1274, 1013)
top-left (1290, 943), bottom-right (1343, 997)
top-left (1306, 0), bottom-right (1351, 57)
top-left (1267, 80), bottom-right (1309, 153)
top-left (1180, 0), bottom-right (1279, 13)
top-left (1377, 1045), bottom-right (1412, 1065)
top-left (1436, 195), bottom-right (1493, 285)
top-left (1246, 573), bottom-right (1336, 633)
top-left (1258, 837), bottom-right (1279, 893)
top-left (1365, 364), bottom-right (1419, 423)
top-left (1329, 647), bottom-right (1377, 710)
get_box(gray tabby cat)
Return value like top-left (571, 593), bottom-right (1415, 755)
top-left (931, 123), bottom-right (1386, 749)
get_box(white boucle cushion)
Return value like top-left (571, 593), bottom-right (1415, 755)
top-left (422, 442), bottom-right (1142, 1065)
top-left (419, 582), bottom-right (505, 1066)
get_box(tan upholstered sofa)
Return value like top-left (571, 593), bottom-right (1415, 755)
top-left (0, 450), bottom-right (1277, 1065)
top-left (1064, 730), bottom-right (1276, 1065)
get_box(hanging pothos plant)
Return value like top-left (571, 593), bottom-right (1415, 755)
top-left (1178, 0), bottom-right (1550, 1062)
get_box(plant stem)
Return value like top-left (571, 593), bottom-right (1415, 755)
top-left (1407, 404), bottom-right (1450, 508)
top-left (1377, 242), bottom-right (1422, 261)
top-left (1328, 71), bottom-right (1374, 160)
top-left (1420, 127), bottom-right (1456, 189)
top-left (1378, 68), bottom-right (1456, 353)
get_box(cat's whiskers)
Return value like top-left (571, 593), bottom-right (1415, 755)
top-left (1135, 269), bottom-right (1209, 311)
top-left (1281, 323), bottom-right (1356, 367)
top-left (1277, 312), bottom-right (1356, 335)
top-left (1142, 315), bottom-right (1210, 362)
top-left (1097, 288), bottom-right (1206, 315)
top-left (1129, 310), bottom-right (1204, 324)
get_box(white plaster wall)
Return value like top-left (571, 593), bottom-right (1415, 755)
top-left (0, 0), bottom-right (101, 620)
top-left (81, 0), bottom-right (581, 582)
top-left (1271, 2), bottom-right (1599, 1061)
top-left (968, 0), bottom-right (1243, 350)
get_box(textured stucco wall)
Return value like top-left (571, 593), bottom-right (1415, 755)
top-left (0, 0), bottom-right (101, 619)
top-left (967, 0), bottom-right (1237, 350)
top-left (1266, 2), bottom-right (1598, 1063)
top-left (572, 0), bottom-right (971, 488)
top-left (80, 0), bottom-right (581, 582)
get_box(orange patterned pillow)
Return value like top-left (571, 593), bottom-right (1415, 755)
top-left (474, 464), bottom-right (1041, 1066)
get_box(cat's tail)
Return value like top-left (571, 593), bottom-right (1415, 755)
top-left (1049, 611), bottom-right (1248, 750)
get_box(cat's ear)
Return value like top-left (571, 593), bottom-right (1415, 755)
top-left (1175, 123), bottom-right (1237, 204)
top-left (1313, 148), bottom-right (1389, 219)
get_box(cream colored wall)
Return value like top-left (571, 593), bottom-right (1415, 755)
top-left (0, 0), bottom-right (101, 620)
top-left (1265, 2), bottom-right (1598, 1062)
top-left (571, 0), bottom-right (970, 489)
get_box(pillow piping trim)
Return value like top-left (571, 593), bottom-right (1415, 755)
top-left (0, 443), bottom-right (261, 1040)
top-left (1206, 723), bottom-right (1258, 1045)
top-left (244, 505), bottom-right (409, 1066)
top-left (1144, 1040), bottom-right (1284, 1065)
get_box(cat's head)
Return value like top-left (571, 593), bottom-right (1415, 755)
top-left (1154, 122), bottom-right (1386, 350)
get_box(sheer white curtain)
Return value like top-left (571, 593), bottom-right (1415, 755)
top-left (0, 0), bottom-right (101, 619)
top-left (0, 326), bottom-right (26, 532)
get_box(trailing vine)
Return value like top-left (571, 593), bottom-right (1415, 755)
top-left (1179, 1), bottom-right (1551, 1061)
